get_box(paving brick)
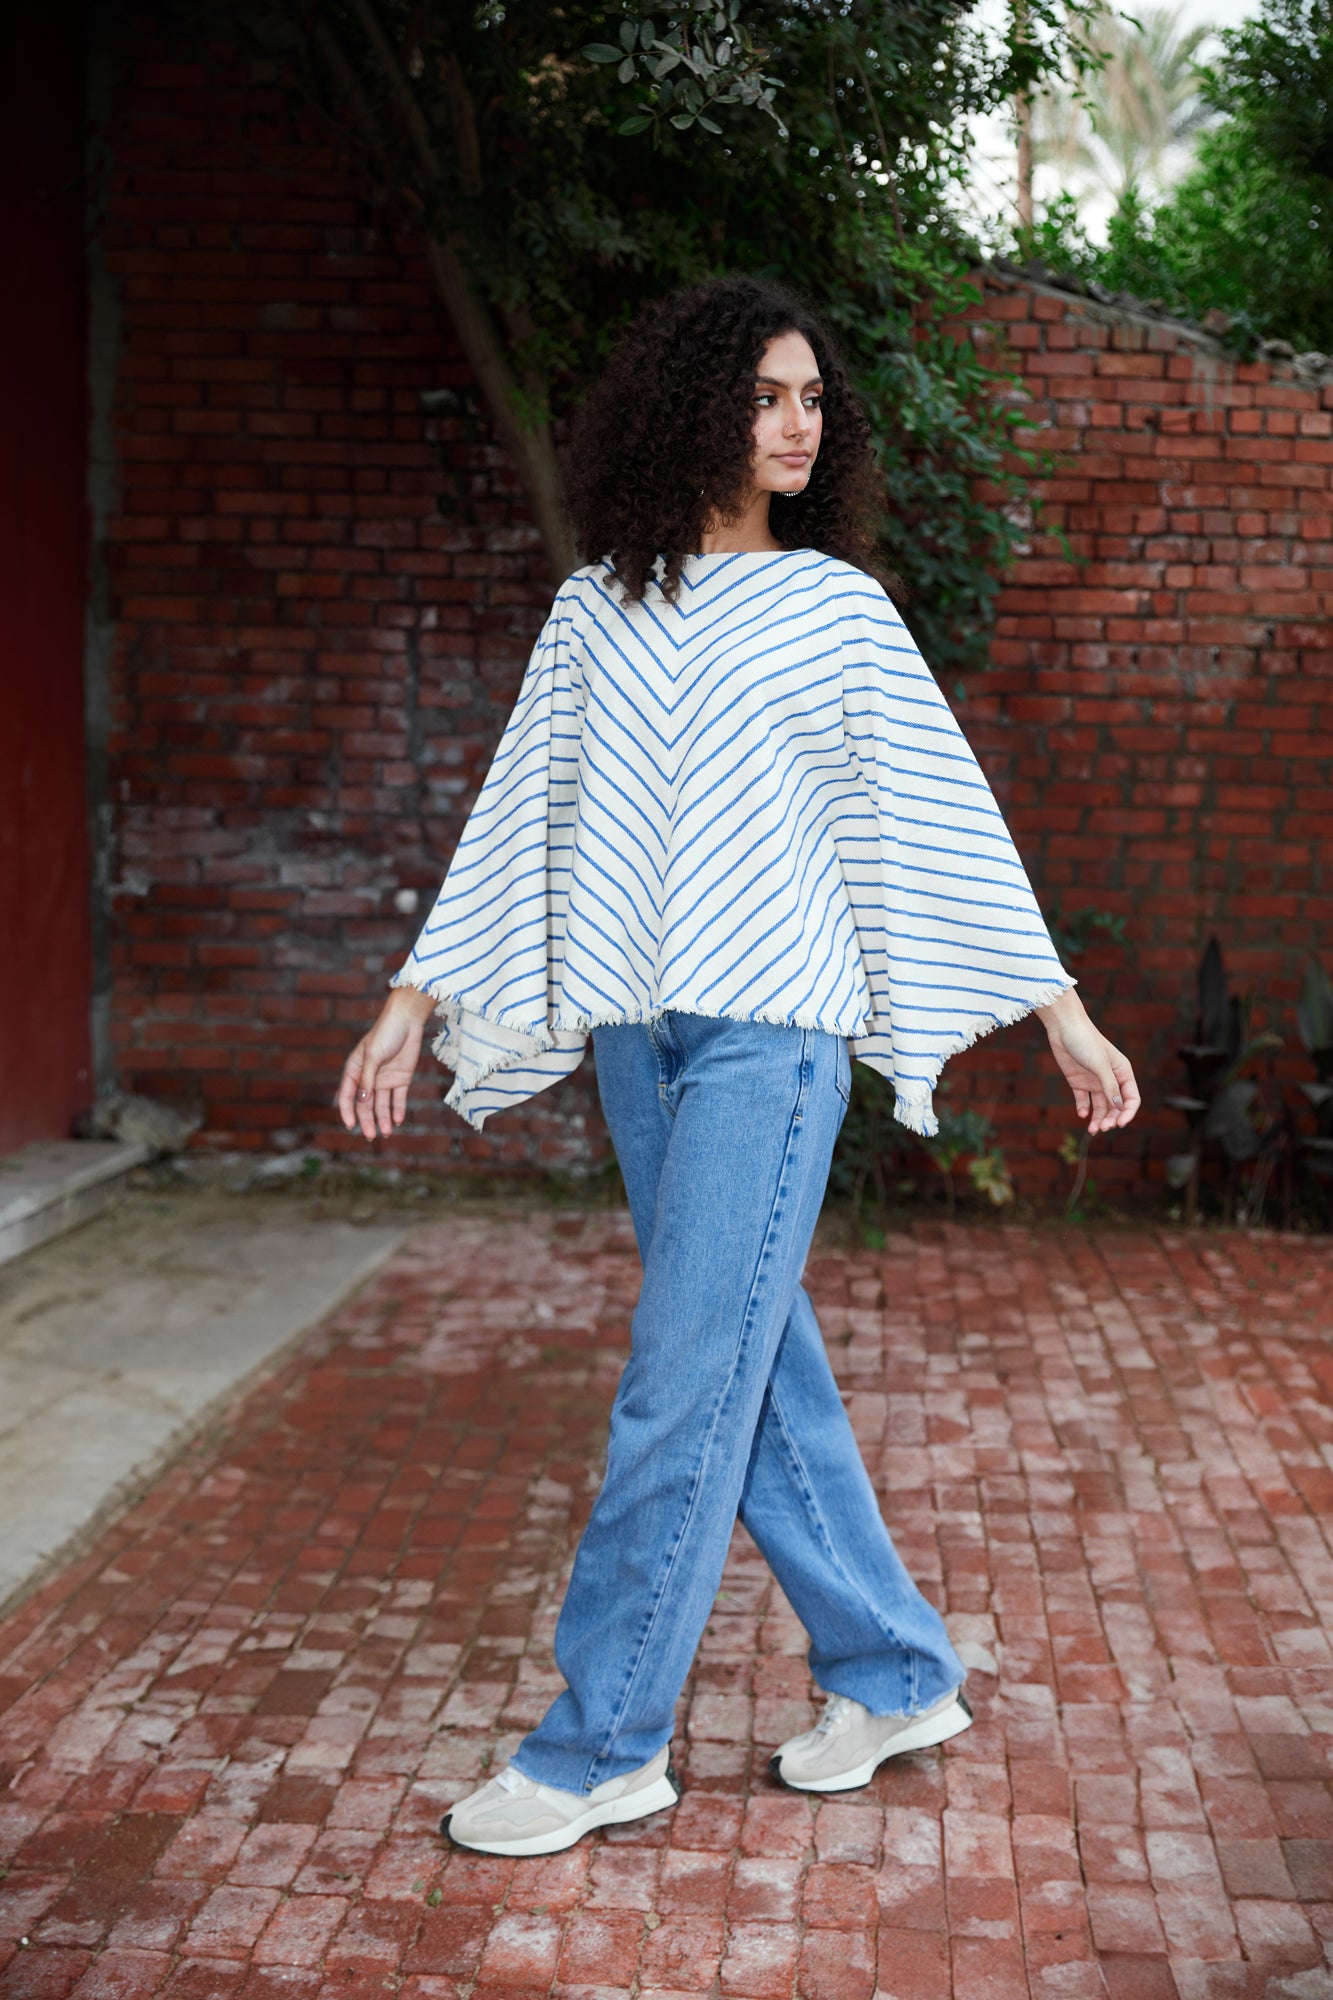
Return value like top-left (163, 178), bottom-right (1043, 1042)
top-left (65, 1950), bottom-right (173, 1999)
top-left (556, 1911), bottom-right (645, 1986)
top-left (729, 1858), bottom-right (801, 1924)
top-left (4, 1214), bottom-right (1333, 2000)
top-left (1231, 1897), bottom-right (1320, 1964)
top-left (476, 1911), bottom-right (563, 1987)
top-left (153, 1961), bottom-right (247, 2000)
top-left (797, 1925), bottom-right (876, 2000)
top-left (1099, 1957), bottom-right (1180, 2000)
top-left (235, 1973), bottom-right (323, 2000)
top-left (0, 1948), bottom-right (96, 1998)
top-left (0, 1879), bottom-right (70, 1943)
top-left (639, 1916), bottom-right (726, 1991)
top-left (251, 1895), bottom-right (347, 1967)
top-left (228, 1826), bottom-right (320, 1891)
top-left (184, 1887), bottom-right (282, 1957)
top-left (876, 1927), bottom-right (951, 1999)
top-left (104, 1883), bottom-right (207, 1956)
top-left (656, 1850), bottom-right (730, 1915)
top-left (717, 1921), bottom-right (800, 1996)
top-left (401, 1903), bottom-right (490, 1980)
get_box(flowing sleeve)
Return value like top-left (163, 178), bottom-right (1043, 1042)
top-left (388, 576), bottom-right (589, 1130)
top-left (836, 576), bottom-right (1075, 1137)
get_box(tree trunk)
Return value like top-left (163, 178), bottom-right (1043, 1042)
top-left (1016, 91), bottom-right (1034, 234)
top-left (421, 239), bottom-right (577, 583)
top-left (336, 0), bottom-right (578, 583)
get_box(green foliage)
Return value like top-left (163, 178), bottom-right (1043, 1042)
top-left (230, 0), bottom-right (1106, 674)
top-left (1094, 132), bottom-right (1332, 351)
top-left (1155, 944), bottom-right (1333, 1232)
top-left (1295, 956), bottom-right (1333, 1201)
top-left (1044, 902), bottom-right (1128, 964)
top-left (581, 2), bottom-right (786, 139)
top-left (1057, 1127), bottom-right (1114, 1222)
top-left (1165, 936), bottom-right (1283, 1224)
top-left (1013, 188), bottom-right (1099, 278)
top-left (827, 1065), bottom-right (1013, 1225)
top-left (1026, 0), bottom-right (1333, 351)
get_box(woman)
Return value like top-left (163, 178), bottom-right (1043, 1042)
top-left (338, 275), bottom-right (1139, 1859)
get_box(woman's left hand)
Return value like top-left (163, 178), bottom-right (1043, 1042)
top-left (1036, 990), bottom-right (1140, 1136)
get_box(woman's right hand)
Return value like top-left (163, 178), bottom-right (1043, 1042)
top-left (337, 987), bottom-right (438, 1142)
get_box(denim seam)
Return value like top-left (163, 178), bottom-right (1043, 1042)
top-left (767, 1380), bottom-right (921, 1714)
top-left (584, 1073), bottom-right (809, 1789)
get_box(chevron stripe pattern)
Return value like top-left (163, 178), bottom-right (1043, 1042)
top-left (391, 549), bottom-right (1073, 1135)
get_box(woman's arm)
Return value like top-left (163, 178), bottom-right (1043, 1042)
top-left (1036, 987), bottom-right (1140, 1136)
top-left (337, 985), bottom-right (438, 1143)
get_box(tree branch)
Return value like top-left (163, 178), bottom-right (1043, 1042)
top-left (318, 0), bottom-right (576, 579)
top-left (850, 51), bottom-right (905, 244)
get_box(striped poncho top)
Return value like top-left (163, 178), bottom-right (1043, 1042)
top-left (391, 548), bottom-right (1074, 1136)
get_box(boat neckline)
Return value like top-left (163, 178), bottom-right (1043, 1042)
top-left (679, 547), bottom-right (809, 560)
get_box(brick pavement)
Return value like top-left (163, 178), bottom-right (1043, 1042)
top-left (1, 1211), bottom-right (1331, 2000)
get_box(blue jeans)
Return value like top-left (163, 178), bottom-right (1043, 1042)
top-left (510, 1012), bottom-right (966, 1794)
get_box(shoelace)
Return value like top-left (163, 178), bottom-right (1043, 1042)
top-left (814, 1693), bottom-right (857, 1735)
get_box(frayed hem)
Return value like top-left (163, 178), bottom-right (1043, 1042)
top-left (386, 970), bottom-right (1077, 1135)
top-left (388, 973), bottom-right (573, 1132)
top-left (889, 975), bottom-right (1078, 1138)
top-left (387, 972), bottom-right (871, 1129)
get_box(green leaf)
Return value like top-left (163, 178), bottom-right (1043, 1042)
top-left (582, 43), bottom-right (622, 62)
top-left (618, 56), bottom-right (636, 83)
top-left (670, 112), bottom-right (695, 128)
top-left (697, 114), bottom-right (722, 133)
top-left (619, 17), bottom-right (637, 50)
top-left (1298, 956), bottom-right (1333, 1054)
top-left (1196, 936), bottom-right (1230, 1050)
top-left (639, 18), bottom-right (656, 48)
top-left (617, 113), bottom-right (653, 134)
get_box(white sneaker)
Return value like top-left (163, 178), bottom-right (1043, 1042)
top-left (770, 1687), bottom-right (973, 1792)
top-left (441, 1745), bottom-right (681, 1856)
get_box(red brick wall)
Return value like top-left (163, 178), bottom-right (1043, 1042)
top-left (100, 42), bottom-right (1333, 1198)
top-left (101, 38), bottom-right (599, 1171)
top-left (941, 275), bottom-right (1333, 1201)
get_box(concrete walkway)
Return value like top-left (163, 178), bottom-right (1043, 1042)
top-left (0, 1211), bottom-right (1330, 1999)
top-left (0, 1184), bottom-right (406, 1613)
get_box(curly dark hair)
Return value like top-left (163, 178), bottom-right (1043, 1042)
top-left (563, 274), bottom-right (896, 605)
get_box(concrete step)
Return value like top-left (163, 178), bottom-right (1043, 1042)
top-left (0, 1138), bottom-right (152, 1267)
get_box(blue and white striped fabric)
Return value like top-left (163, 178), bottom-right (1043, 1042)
top-left (391, 549), bottom-right (1074, 1135)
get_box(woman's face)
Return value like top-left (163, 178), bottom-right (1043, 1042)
top-left (748, 329), bottom-right (823, 499)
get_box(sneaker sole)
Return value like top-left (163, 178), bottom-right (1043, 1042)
top-left (769, 1693), bottom-right (974, 1794)
top-left (440, 1759), bottom-right (682, 1857)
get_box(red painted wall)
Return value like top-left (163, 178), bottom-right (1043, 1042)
top-left (0, 5), bottom-right (94, 1152)
top-left (97, 38), bottom-right (1333, 1200)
